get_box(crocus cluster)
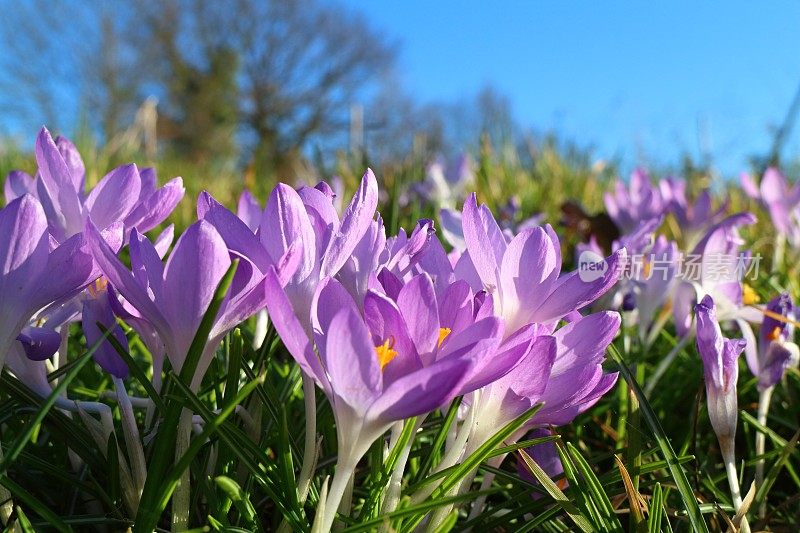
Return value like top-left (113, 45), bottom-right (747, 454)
top-left (0, 130), bottom-right (627, 531)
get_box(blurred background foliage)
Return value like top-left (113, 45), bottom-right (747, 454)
top-left (0, 0), bottom-right (792, 240)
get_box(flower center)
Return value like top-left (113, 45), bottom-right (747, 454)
top-left (767, 326), bottom-right (782, 342)
top-left (742, 284), bottom-right (759, 305)
top-left (438, 327), bottom-right (452, 347)
top-left (88, 276), bottom-right (108, 298)
top-left (375, 337), bottom-right (398, 370)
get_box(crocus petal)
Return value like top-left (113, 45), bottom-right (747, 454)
top-left (262, 183), bottom-right (317, 282)
top-left (129, 228), bottom-right (164, 296)
top-left (124, 177), bottom-right (185, 235)
top-left (16, 326), bottom-right (61, 361)
top-left (236, 190), bottom-right (262, 232)
top-left (321, 169), bottom-right (378, 277)
top-left (82, 292), bottom-right (129, 378)
top-left (500, 227), bottom-right (559, 330)
top-left (85, 221), bottom-right (169, 344)
top-left (84, 164), bottom-right (142, 230)
top-left (532, 249), bottom-right (626, 323)
top-left (312, 277), bottom-right (362, 337)
top-left (34, 127), bottom-right (84, 239)
top-left (368, 356), bottom-right (472, 422)
top-left (397, 273), bottom-right (440, 358)
top-left (0, 195), bottom-right (49, 309)
top-left (298, 185), bottom-right (339, 253)
top-left (153, 224), bottom-right (174, 258)
top-left (161, 220), bottom-right (231, 370)
top-left (321, 307), bottom-right (382, 413)
top-left (263, 268), bottom-right (329, 392)
top-left (551, 312), bottom-right (620, 376)
top-left (55, 135), bottom-right (85, 196)
top-left (4, 170), bottom-right (36, 203)
top-left (462, 193), bottom-right (505, 293)
top-left (198, 191), bottom-right (273, 270)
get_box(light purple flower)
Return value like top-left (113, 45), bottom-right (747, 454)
top-left (695, 295), bottom-right (746, 441)
top-left (86, 217), bottom-right (296, 388)
top-left (456, 193), bottom-right (625, 334)
top-left (4, 127), bottom-right (184, 243)
top-left (0, 194), bottom-right (98, 366)
top-left (672, 213), bottom-right (758, 338)
top-left (200, 170), bottom-right (378, 333)
top-left (467, 311), bottom-right (620, 445)
top-left (263, 272), bottom-right (474, 462)
top-left (741, 168), bottom-right (800, 248)
top-left (604, 169), bottom-right (666, 233)
top-left (660, 177), bottom-right (727, 249)
top-left (751, 293), bottom-right (798, 391)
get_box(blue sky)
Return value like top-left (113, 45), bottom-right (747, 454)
top-left (340, 1), bottom-right (800, 175)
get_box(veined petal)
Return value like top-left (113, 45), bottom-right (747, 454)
top-left (263, 268), bottom-right (329, 392)
top-left (532, 248), bottom-right (626, 324)
top-left (500, 227), bottom-right (558, 330)
top-left (462, 193), bottom-right (505, 293)
top-left (124, 177), bottom-right (184, 235)
top-left (321, 169), bottom-right (378, 277)
top-left (198, 191), bottom-right (273, 271)
top-left (262, 183), bottom-right (317, 282)
top-left (161, 220), bottom-right (231, 370)
top-left (236, 190), bottom-right (263, 232)
top-left (34, 127), bottom-right (84, 239)
top-left (4, 170), bottom-right (36, 203)
top-left (397, 273), bottom-right (440, 358)
top-left (368, 356), bottom-right (472, 422)
top-left (85, 164), bottom-right (142, 230)
top-left (322, 307), bottom-right (382, 413)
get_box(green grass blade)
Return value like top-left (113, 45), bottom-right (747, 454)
top-left (609, 344), bottom-right (709, 533)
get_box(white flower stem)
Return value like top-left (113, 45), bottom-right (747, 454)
top-left (315, 456), bottom-right (359, 533)
top-left (755, 386), bottom-right (774, 519)
top-left (171, 408), bottom-right (193, 532)
top-left (411, 400), bottom-right (476, 505)
top-left (382, 418), bottom-right (424, 516)
top-left (297, 373), bottom-right (318, 505)
top-left (720, 438), bottom-right (750, 533)
top-left (114, 377), bottom-right (147, 508)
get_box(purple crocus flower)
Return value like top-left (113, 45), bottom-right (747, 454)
top-left (741, 168), bottom-right (800, 248)
top-left (456, 193), bottom-right (625, 334)
top-left (672, 213), bottom-right (759, 338)
top-left (604, 169), bottom-right (666, 234)
top-left (660, 177), bottom-right (728, 249)
top-left (200, 170), bottom-right (378, 332)
top-left (468, 312), bottom-right (619, 444)
top-left (695, 295), bottom-right (745, 442)
top-left (425, 153), bottom-right (475, 208)
top-left (4, 127), bottom-right (184, 243)
top-left (236, 190), bottom-right (262, 232)
top-left (0, 194), bottom-right (97, 372)
top-left (86, 218), bottom-right (295, 389)
top-left (262, 270), bottom-right (474, 531)
top-left (751, 293), bottom-right (798, 391)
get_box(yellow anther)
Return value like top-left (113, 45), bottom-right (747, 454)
top-left (375, 338), bottom-right (398, 370)
top-left (641, 259), bottom-right (652, 279)
top-left (88, 277), bottom-right (108, 298)
top-left (438, 327), bottom-right (452, 347)
top-left (742, 284), bottom-right (760, 306)
top-left (767, 326), bottom-right (782, 342)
